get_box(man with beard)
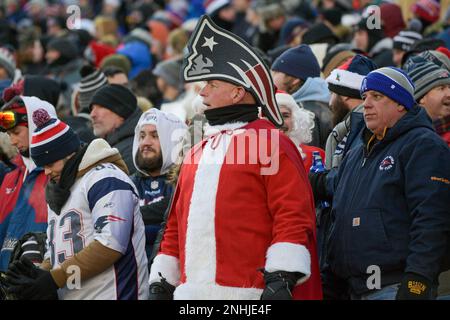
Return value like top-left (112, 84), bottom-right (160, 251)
top-left (0, 96), bottom-right (57, 271)
top-left (271, 45), bottom-right (332, 149)
top-left (308, 55), bottom-right (377, 286)
top-left (130, 109), bottom-right (188, 269)
top-left (324, 54), bottom-right (378, 170)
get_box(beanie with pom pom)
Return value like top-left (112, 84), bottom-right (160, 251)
top-left (30, 108), bottom-right (81, 167)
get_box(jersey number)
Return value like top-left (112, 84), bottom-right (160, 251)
top-left (49, 210), bottom-right (85, 265)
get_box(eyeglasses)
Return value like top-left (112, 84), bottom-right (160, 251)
top-left (0, 110), bottom-right (28, 132)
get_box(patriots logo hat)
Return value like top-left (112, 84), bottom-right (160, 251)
top-left (182, 15), bottom-right (283, 127)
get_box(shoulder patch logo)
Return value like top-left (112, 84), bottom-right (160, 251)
top-left (94, 215), bottom-right (127, 232)
top-left (379, 156), bottom-right (394, 171)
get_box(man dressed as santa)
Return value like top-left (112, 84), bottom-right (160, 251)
top-left (148, 15), bottom-right (322, 300)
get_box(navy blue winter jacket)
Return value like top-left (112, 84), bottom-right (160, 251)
top-left (327, 106), bottom-right (450, 294)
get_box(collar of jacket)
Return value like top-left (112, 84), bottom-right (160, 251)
top-left (105, 108), bottom-right (142, 146)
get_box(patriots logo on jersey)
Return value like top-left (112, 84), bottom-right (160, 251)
top-left (379, 156), bottom-right (395, 171)
top-left (94, 215), bottom-right (127, 232)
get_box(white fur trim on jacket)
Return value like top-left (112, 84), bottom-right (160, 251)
top-left (326, 68), bottom-right (365, 90)
top-left (174, 283), bottom-right (263, 300)
top-left (149, 254), bottom-right (180, 286)
top-left (184, 132), bottom-right (235, 287)
top-left (203, 121), bottom-right (248, 137)
top-left (265, 242), bottom-right (311, 284)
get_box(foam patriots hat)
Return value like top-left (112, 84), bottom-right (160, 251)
top-left (182, 15), bottom-right (283, 127)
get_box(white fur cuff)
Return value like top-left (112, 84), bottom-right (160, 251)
top-left (265, 242), bottom-right (311, 284)
top-left (149, 254), bottom-right (180, 286)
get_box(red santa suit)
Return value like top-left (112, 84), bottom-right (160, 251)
top-left (150, 119), bottom-right (322, 300)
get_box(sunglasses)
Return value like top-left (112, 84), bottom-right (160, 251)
top-left (0, 110), bottom-right (28, 132)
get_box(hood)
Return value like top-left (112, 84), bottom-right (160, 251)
top-left (292, 77), bottom-right (330, 104)
top-left (132, 108), bottom-right (188, 176)
top-left (21, 96), bottom-right (57, 172)
top-left (78, 138), bottom-right (126, 175)
top-left (117, 41), bottom-right (152, 79)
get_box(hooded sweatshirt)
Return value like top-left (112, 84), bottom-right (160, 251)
top-left (130, 109), bottom-right (188, 263)
top-left (0, 96), bottom-right (57, 270)
top-left (293, 77), bottom-right (333, 149)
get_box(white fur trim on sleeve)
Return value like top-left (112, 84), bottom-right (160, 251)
top-left (149, 254), bottom-right (180, 286)
top-left (265, 242), bottom-right (311, 284)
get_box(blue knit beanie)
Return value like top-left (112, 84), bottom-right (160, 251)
top-left (360, 67), bottom-right (415, 110)
top-left (271, 44), bottom-right (320, 81)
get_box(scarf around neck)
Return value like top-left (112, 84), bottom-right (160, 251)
top-left (45, 144), bottom-right (87, 215)
top-left (204, 104), bottom-right (258, 126)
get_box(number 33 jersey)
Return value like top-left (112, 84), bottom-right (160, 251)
top-left (45, 163), bottom-right (149, 300)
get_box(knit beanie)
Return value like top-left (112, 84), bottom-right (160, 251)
top-left (403, 51), bottom-right (450, 73)
top-left (326, 54), bottom-right (378, 99)
top-left (406, 61), bottom-right (450, 101)
top-left (379, 3), bottom-right (406, 38)
top-left (278, 17), bottom-right (309, 46)
top-left (393, 30), bottom-right (423, 52)
top-left (271, 44), bottom-right (320, 81)
top-left (0, 47), bottom-right (16, 79)
top-left (100, 54), bottom-right (132, 75)
top-left (302, 22), bottom-right (339, 45)
top-left (46, 37), bottom-right (78, 60)
top-left (361, 67), bottom-right (415, 110)
top-left (78, 65), bottom-right (108, 113)
top-left (30, 109), bottom-right (81, 167)
top-left (412, 0), bottom-right (441, 24)
top-left (152, 58), bottom-right (183, 90)
top-left (89, 84), bottom-right (137, 119)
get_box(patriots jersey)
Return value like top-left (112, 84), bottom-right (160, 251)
top-left (45, 163), bottom-right (148, 300)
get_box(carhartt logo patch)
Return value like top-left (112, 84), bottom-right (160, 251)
top-left (379, 156), bottom-right (394, 171)
top-left (352, 217), bottom-right (360, 227)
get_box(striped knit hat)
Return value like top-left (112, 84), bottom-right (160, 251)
top-left (406, 61), bottom-right (450, 101)
top-left (393, 30), bottom-right (422, 52)
top-left (30, 109), bottom-right (81, 167)
top-left (326, 54), bottom-right (378, 99)
top-left (360, 67), bottom-right (415, 110)
top-left (78, 65), bottom-right (108, 113)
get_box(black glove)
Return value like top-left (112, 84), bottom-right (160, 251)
top-left (5, 256), bottom-right (58, 300)
top-left (260, 270), bottom-right (304, 300)
top-left (396, 273), bottom-right (434, 300)
top-left (148, 272), bottom-right (175, 300)
top-left (308, 171), bottom-right (331, 204)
